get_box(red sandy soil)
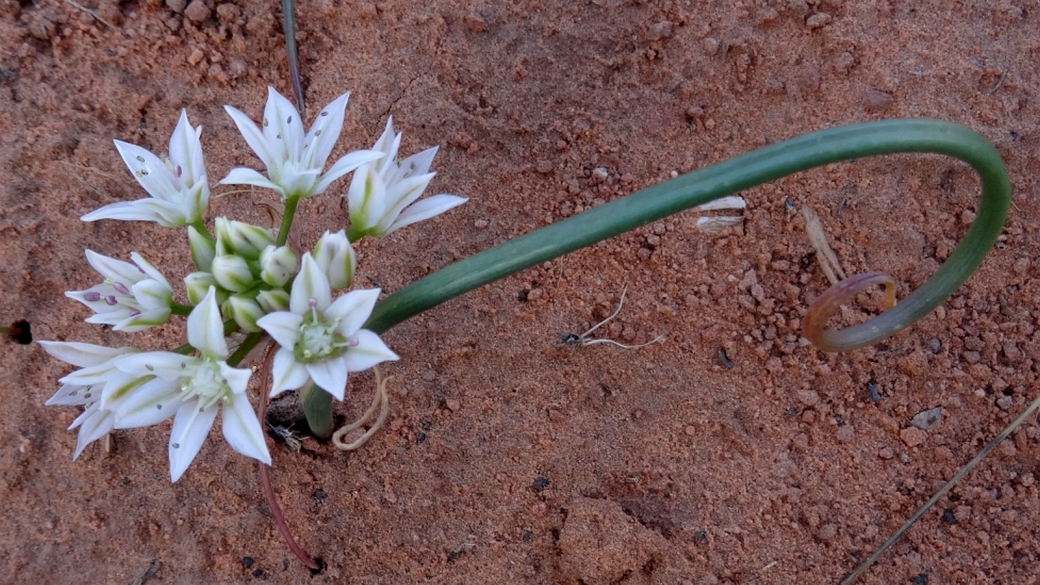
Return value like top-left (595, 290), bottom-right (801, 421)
top-left (3, 0), bottom-right (1040, 583)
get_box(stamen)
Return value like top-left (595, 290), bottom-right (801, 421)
top-left (84, 292), bottom-right (101, 302)
top-left (104, 296), bottom-right (118, 306)
top-left (136, 155), bottom-right (145, 162)
top-left (112, 282), bottom-right (130, 295)
top-left (175, 164), bottom-right (183, 178)
top-left (129, 310), bottom-right (141, 317)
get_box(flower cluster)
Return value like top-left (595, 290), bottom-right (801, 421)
top-left (44, 88), bottom-right (466, 482)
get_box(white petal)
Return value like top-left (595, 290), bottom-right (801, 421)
top-left (132, 279), bottom-right (173, 311)
top-left (264, 87), bottom-right (305, 162)
top-left (387, 194), bottom-right (469, 235)
top-left (375, 173), bottom-right (437, 233)
top-left (343, 329), bottom-right (400, 372)
top-left (113, 140), bottom-right (180, 202)
top-left (39, 340), bottom-right (133, 368)
top-left (169, 400), bottom-right (219, 482)
top-left (81, 198), bottom-right (185, 227)
top-left (256, 311), bottom-right (303, 349)
top-left (114, 377), bottom-right (181, 428)
top-left (113, 307), bottom-right (172, 332)
top-left (130, 252), bottom-right (173, 291)
top-left (270, 348), bottom-right (310, 396)
top-left (399, 146), bottom-right (438, 178)
top-left (187, 288), bottom-right (228, 357)
top-left (291, 254), bottom-right (332, 313)
top-left (371, 118), bottom-right (400, 170)
top-left (327, 288), bottom-right (381, 337)
top-left (168, 110), bottom-right (206, 188)
top-left (98, 369), bottom-right (150, 410)
top-left (46, 384), bottom-right (91, 406)
top-left (221, 393), bottom-right (271, 465)
top-left (84, 249), bottom-right (143, 285)
top-left (220, 362), bottom-right (254, 396)
top-left (116, 351), bottom-right (200, 381)
top-left (313, 149), bottom-right (384, 195)
top-left (60, 361), bottom-right (126, 389)
top-left (305, 358), bottom-right (348, 401)
top-left (303, 92), bottom-right (349, 170)
top-left (71, 403), bottom-right (116, 460)
top-left (346, 164), bottom-right (388, 232)
top-left (224, 104), bottom-right (277, 171)
top-left (219, 167), bottom-right (284, 195)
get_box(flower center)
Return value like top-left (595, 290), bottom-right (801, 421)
top-left (180, 358), bottom-right (232, 409)
top-left (294, 304), bottom-right (354, 363)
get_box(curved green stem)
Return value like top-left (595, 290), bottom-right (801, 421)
top-left (276, 195), bottom-right (301, 247)
top-left (364, 119), bottom-right (1010, 351)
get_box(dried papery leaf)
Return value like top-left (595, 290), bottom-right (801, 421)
top-left (801, 205), bottom-right (847, 285)
top-left (696, 195), bottom-right (746, 233)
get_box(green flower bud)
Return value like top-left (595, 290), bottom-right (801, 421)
top-left (184, 271), bottom-right (219, 305)
top-left (256, 288), bottom-right (290, 313)
top-left (225, 295), bottom-right (265, 332)
top-left (312, 230), bottom-right (356, 289)
top-left (259, 245), bottom-right (298, 287)
top-left (211, 255), bottom-right (255, 293)
top-left (188, 226), bottom-right (216, 272)
top-left (215, 217), bottom-right (275, 261)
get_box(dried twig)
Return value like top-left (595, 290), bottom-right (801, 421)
top-left (802, 205), bottom-right (847, 285)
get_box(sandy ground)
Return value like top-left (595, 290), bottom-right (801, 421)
top-left (3, 0), bottom-right (1040, 583)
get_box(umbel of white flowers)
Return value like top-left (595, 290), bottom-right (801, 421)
top-left (43, 87), bottom-right (465, 482)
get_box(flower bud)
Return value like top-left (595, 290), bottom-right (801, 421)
top-left (215, 217), bottom-right (276, 261)
top-left (211, 255), bottom-right (255, 293)
top-left (256, 288), bottom-right (290, 313)
top-left (225, 295), bottom-right (265, 332)
top-left (187, 225), bottom-right (216, 272)
top-left (259, 245), bottom-right (298, 287)
top-left (312, 230), bottom-right (356, 289)
top-left (184, 271), bottom-right (219, 305)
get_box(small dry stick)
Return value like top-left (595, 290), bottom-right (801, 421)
top-left (557, 287), bottom-right (666, 351)
top-left (802, 205), bottom-right (847, 285)
top-left (842, 391), bottom-right (1040, 584)
top-left (332, 367), bottom-right (391, 451)
top-left (64, 0), bottom-right (126, 36)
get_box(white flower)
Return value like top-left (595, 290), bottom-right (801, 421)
top-left (220, 87), bottom-right (383, 200)
top-left (82, 110), bottom-right (209, 227)
top-left (40, 341), bottom-right (143, 460)
top-left (113, 288), bottom-right (271, 482)
top-left (66, 250), bottom-right (173, 332)
top-left (346, 116), bottom-right (467, 240)
top-left (256, 253), bottom-right (399, 401)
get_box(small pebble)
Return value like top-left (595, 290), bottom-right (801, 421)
top-left (910, 407), bottom-right (942, 431)
top-left (184, 0), bottom-right (212, 23)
